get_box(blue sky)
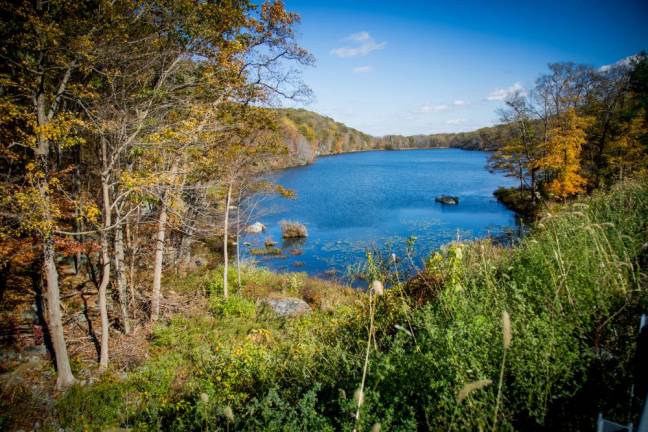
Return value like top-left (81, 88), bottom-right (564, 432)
top-left (281, 0), bottom-right (648, 136)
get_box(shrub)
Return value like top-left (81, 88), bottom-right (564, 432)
top-left (279, 220), bottom-right (308, 238)
top-left (493, 186), bottom-right (537, 218)
top-left (209, 295), bottom-right (256, 319)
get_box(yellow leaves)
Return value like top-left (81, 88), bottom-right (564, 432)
top-left (275, 184), bottom-right (296, 199)
top-left (537, 109), bottom-right (594, 199)
top-left (6, 187), bottom-right (55, 235)
top-left (31, 113), bottom-right (87, 149)
top-left (81, 203), bottom-right (101, 225)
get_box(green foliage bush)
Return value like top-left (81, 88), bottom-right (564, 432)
top-left (210, 295), bottom-right (256, 319)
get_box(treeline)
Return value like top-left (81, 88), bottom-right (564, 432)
top-left (489, 57), bottom-right (648, 205)
top-left (375, 124), bottom-right (511, 151)
top-left (274, 109), bottom-right (511, 165)
top-left (0, 0), bottom-right (310, 389)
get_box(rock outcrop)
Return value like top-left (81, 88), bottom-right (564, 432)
top-left (262, 298), bottom-right (311, 317)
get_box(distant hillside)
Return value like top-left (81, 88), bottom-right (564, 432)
top-left (278, 108), bottom-right (374, 165)
top-left (276, 108), bottom-right (509, 165)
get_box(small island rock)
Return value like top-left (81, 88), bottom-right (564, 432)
top-left (435, 195), bottom-right (460, 205)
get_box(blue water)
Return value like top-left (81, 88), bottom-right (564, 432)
top-left (243, 149), bottom-right (518, 279)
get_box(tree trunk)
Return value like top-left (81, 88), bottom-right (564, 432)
top-left (114, 221), bottom-right (130, 334)
top-left (44, 234), bottom-right (76, 389)
top-left (178, 199), bottom-right (198, 270)
top-left (127, 207), bottom-right (140, 311)
top-left (179, 232), bottom-right (193, 269)
top-left (236, 198), bottom-right (242, 291)
top-left (530, 169), bottom-right (538, 205)
top-left (73, 146), bottom-right (83, 275)
top-left (35, 86), bottom-right (75, 389)
top-left (151, 202), bottom-right (167, 321)
top-left (98, 174), bottom-right (111, 372)
top-left (151, 160), bottom-right (179, 321)
top-left (222, 182), bottom-right (232, 299)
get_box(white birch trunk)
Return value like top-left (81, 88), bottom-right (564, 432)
top-left (222, 183), bottom-right (232, 299)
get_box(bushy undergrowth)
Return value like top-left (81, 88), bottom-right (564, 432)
top-left (56, 180), bottom-right (648, 431)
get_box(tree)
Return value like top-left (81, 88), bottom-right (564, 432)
top-left (0, 0), bottom-right (104, 388)
top-left (536, 108), bottom-right (594, 200)
top-left (489, 91), bottom-right (542, 200)
top-left (603, 112), bottom-right (648, 180)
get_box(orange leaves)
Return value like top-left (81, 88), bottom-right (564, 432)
top-left (53, 236), bottom-right (84, 257)
top-left (0, 236), bottom-right (38, 268)
top-left (536, 109), bottom-right (594, 199)
top-left (262, 0), bottom-right (297, 25)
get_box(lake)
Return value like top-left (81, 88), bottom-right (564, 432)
top-left (243, 148), bottom-right (518, 280)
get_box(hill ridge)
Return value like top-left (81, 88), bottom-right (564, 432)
top-left (277, 108), bottom-right (508, 165)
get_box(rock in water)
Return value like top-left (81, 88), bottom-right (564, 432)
top-left (263, 298), bottom-right (312, 317)
top-left (246, 222), bottom-right (266, 233)
top-left (435, 195), bottom-right (459, 205)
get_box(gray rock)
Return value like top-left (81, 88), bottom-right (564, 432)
top-left (263, 298), bottom-right (311, 317)
top-left (246, 222), bottom-right (266, 234)
top-left (435, 195), bottom-right (459, 205)
top-left (0, 349), bottom-right (18, 362)
top-left (24, 345), bottom-right (47, 359)
top-left (21, 309), bottom-right (38, 322)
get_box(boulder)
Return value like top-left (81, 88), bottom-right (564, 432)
top-left (246, 222), bottom-right (266, 234)
top-left (435, 195), bottom-right (459, 205)
top-left (263, 297), bottom-right (311, 317)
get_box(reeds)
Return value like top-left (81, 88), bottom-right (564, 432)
top-left (456, 379), bottom-right (493, 404)
top-left (492, 310), bottom-right (512, 431)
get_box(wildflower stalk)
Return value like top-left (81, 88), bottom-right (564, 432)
top-left (353, 280), bottom-right (382, 432)
top-left (493, 311), bottom-right (511, 431)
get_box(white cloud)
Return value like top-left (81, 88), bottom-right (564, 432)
top-left (453, 100), bottom-right (466, 106)
top-left (348, 31), bottom-right (371, 42)
top-left (331, 32), bottom-right (386, 58)
top-left (487, 82), bottom-right (526, 101)
top-left (352, 65), bottom-right (373, 73)
top-left (420, 104), bottom-right (447, 113)
top-left (445, 118), bottom-right (466, 125)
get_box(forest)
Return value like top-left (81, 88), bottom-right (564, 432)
top-left (1, 0), bottom-right (648, 431)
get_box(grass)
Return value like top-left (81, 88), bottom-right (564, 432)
top-left (249, 246), bottom-right (282, 256)
top-left (49, 178), bottom-right (648, 431)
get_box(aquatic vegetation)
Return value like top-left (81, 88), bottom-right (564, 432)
top-left (249, 247), bottom-right (282, 256)
top-left (280, 220), bottom-right (309, 238)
